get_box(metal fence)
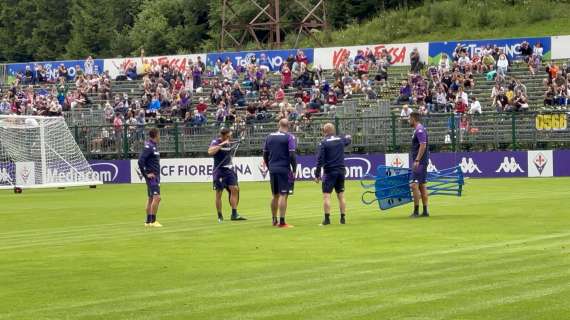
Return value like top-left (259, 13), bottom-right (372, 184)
top-left (70, 112), bottom-right (570, 159)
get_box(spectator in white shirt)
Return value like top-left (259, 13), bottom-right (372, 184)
top-left (469, 97), bottom-right (482, 114)
top-left (400, 104), bottom-right (412, 120)
top-left (497, 54), bottom-right (509, 77)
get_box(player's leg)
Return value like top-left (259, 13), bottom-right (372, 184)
top-left (410, 182), bottom-right (421, 218)
top-left (337, 192), bottom-right (347, 224)
top-left (150, 194), bottom-right (162, 227)
top-left (145, 197), bottom-right (153, 226)
top-left (215, 189), bottom-right (224, 222)
top-left (271, 194), bottom-right (279, 226)
top-left (228, 185), bottom-right (247, 220)
top-left (419, 183), bottom-right (429, 217)
top-left (277, 172), bottom-right (292, 228)
top-left (336, 171), bottom-right (347, 224)
top-left (321, 173), bottom-right (333, 225)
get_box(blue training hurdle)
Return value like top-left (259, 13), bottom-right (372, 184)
top-left (361, 165), bottom-right (464, 210)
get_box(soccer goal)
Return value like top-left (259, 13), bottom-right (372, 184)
top-left (0, 115), bottom-right (102, 192)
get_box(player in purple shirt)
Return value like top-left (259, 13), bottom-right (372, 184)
top-left (208, 128), bottom-right (247, 222)
top-left (137, 128), bottom-right (162, 227)
top-left (409, 112), bottom-right (430, 218)
top-left (263, 119), bottom-right (297, 228)
top-left (315, 123), bottom-right (351, 225)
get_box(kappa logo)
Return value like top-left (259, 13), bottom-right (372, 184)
top-left (533, 153), bottom-right (547, 175)
top-left (427, 159), bottom-right (439, 173)
top-left (0, 168), bottom-right (11, 183)
top-left (459, 157), bottom-right (482, 174)
top-left (496, 157), bottom-right (524, 173)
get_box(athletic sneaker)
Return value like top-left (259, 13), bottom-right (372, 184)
top-left (150, 221), bottom-right (163, 227)
top-left (272, 219), bottom-right (279, 227)
top-left (340, 216), bottom-right (346, 224)
top-left (320, 219), bottom-right (331, 226)
top-left (409, 213), bottom-right (420, 219)
top-left (420, 213), bottom-right (430, 218)
top-left (144, 223), bottom-right (152, 227)
top-left (278, 223), bottom-right (294, 228)
top-left (231, 215), bottom-right (247, 221)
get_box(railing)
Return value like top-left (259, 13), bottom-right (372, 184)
top-left (71, 112), bottom-right (570, 159)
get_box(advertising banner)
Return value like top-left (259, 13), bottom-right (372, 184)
top-left (428, 36), bottom-right (551, 64)
top-left (89, 160), bottom-right (132, 184)
top-left (71, 150), bottom-right (570, 185)
top-left (314, 42), bottom-right (428, 70)
top-left (551, 35), bottom-right (570, 60)
top-left (527, 150), bottom-right (554, 178)
top-left (429, 151), bottom-right (528, 178)
top-left (7, 59), bottom-right (104, 82)
top-left (206, 48), bottom-right (314, 72)
top-left (15, 162), bottom-right (35, 186)
top-left (553, 150), bottom-right (570, 177)
top-left (104, 53), bottom-right (207, 80)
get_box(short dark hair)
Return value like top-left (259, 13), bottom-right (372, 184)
top-left (410, 112), bottom-right (421, 122)
top-left (220, 128), bottom-right (231, 136)
top-left (148, 128), bottom-right (159, 139)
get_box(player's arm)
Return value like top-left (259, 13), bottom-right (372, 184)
top-left (413, 129), bottom-right (428, 169)
top-left (288, 135), bottom-right (298, 175)
top-left (207, 140), bottom-right (228, 156)
top-left (137, 146), bottom-right (152, 178)
top-left (262, 138), bottom-right (269, 166)
top-left (314, 142), bottom-right (324, 182)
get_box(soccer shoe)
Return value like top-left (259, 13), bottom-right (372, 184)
top-left (218, 215), bottom-right (224, 223)
top-left (409, 213), bottom-right (420, 219)
top-left (340, 216), bottom-right (346, 224)
top-left (278, 223), bottom-right (294, 228)
top-left (320, 219), bottom-right (331, 226)
top-left (231, 215), bottom-right (247, 221)
top-left (420, 212), bottom-right (430, 218)
top-left (272, 219), bottom-right (279, 227)
top-left (144, 223), bottom-right (152, 227)
top-left (151, 221), bottom-right (163, 227)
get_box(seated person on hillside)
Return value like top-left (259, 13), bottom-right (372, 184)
top-left (468, 97), bottom-right (482, 115)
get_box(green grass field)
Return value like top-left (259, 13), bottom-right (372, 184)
top-left (1, 178), bottom-right (569, 320)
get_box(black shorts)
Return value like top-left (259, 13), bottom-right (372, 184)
top-left (145, 176), bottom-right (161, 198)
top-left (270, 171), bottom-right (294, 195)
top-left (213, 168), bottom-right (238, 191)
top-left (322, 169), bottom-right (345, 193)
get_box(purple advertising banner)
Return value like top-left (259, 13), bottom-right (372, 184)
top-left (429, 151), bottom-right (528, 178)
top-left (295, 154), bottom-right (385, 180)
top-left (553, 150), bottom-right (570, 177)
top-left (89, 160), bottom-right (132, 184)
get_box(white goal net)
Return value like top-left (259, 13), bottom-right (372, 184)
top-left (0, 115), bottom-right (102, 190)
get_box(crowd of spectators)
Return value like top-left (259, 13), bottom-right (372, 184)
top-left (543, 62), bottom-right (570, 107)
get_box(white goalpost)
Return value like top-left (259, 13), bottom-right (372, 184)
top-left (0, 115), bottom-right (102, 191)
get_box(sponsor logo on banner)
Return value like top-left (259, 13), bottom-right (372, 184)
top-left (295, 156), bottom-right (372, 179)
top-left (258, 160), bottom-right (269, 179)
top-left (314, 43), bottom-right (428, 69)
top-left (459, 157), bottom-right (482, 174)
top-left (104, 54), bottom-right (206, 79)
top-left (427, 159), bottom-right (439, 173)
top-left (7, 59), bottom-right (104, 82)
top-left (206, 49), bottom-right (314, 72)
top-left (130, 157), bottom-right (265, 184)
top-left (385, 153), bottom-right (410, 169)
top-left (0, 165), bottom-right (13, 184)
top-left (16, 162), bottom-right (35, 186)
top-left (495, 157), bottom-right (525, 173)
top-left (527, 150), bottom-right (553, 177)
top-left (428, 36), bottom-right (552, 64)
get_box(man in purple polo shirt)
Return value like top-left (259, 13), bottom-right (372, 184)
top-left (409, 112), bottom-right (430, 218)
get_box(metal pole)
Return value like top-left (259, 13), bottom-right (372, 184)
top-left (390, 113), bottom-right (397, 151)
top-left (511, 112), bottom-right (517, 150)
top-left (174, 122), bottom-right (180, 157)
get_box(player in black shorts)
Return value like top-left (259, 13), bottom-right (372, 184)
top-left (314, 123), bottom-right (351, 225)
top-left (409, 112), bottom-right (430, 218)
top-left (208, 128), bottom-right (247, 222)
top-left (263, 119), bottom-right (297, 228)
top-left (137, 128), bottom-right (162, 227)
